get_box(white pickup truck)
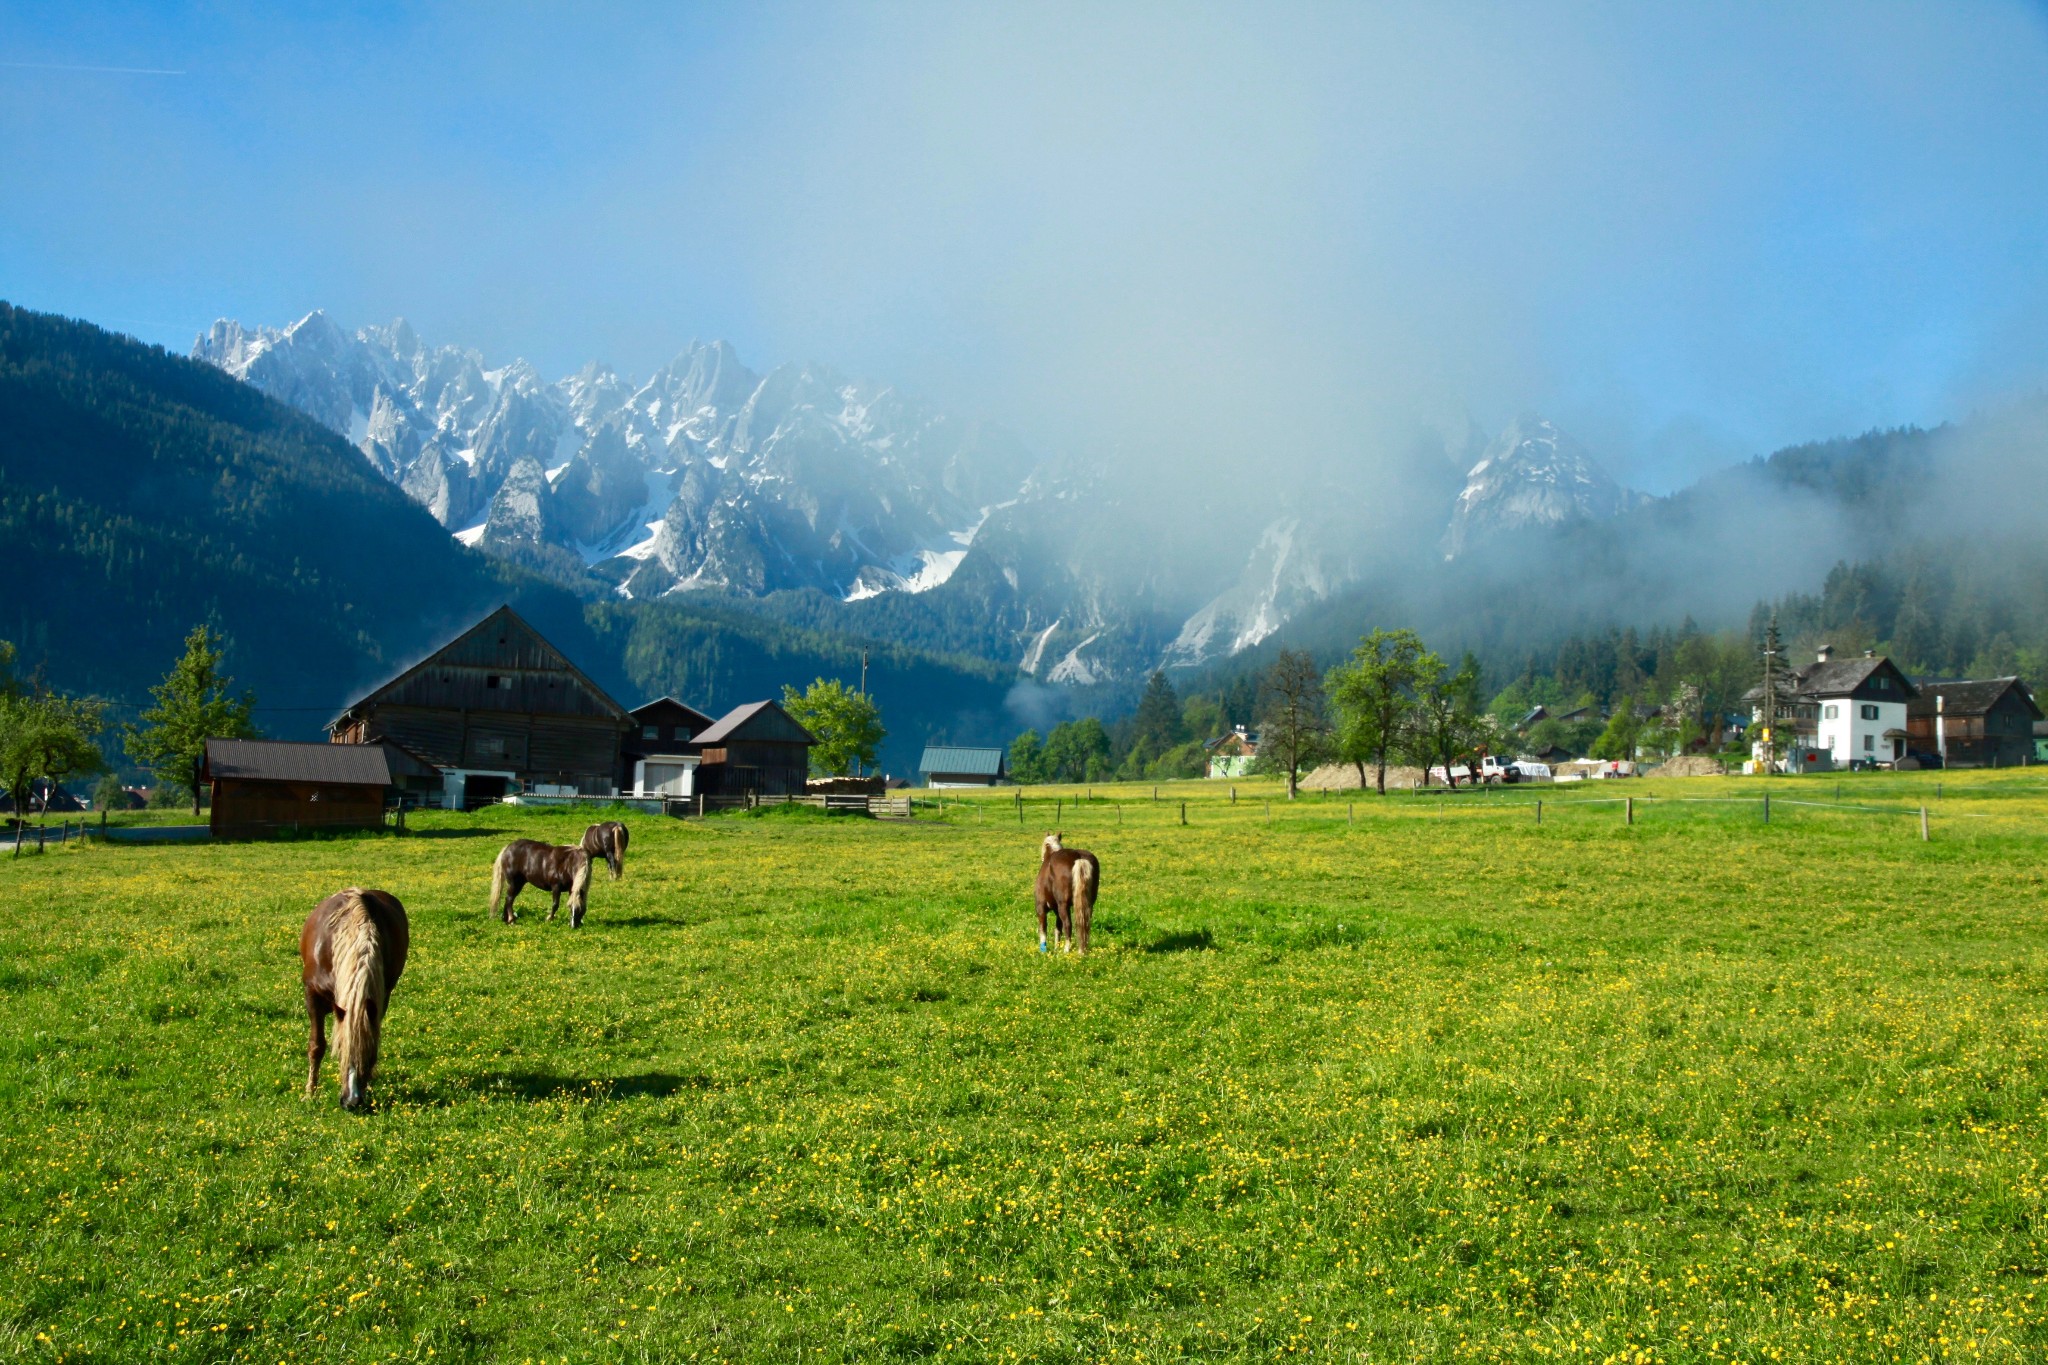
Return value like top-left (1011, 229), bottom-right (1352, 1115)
top-left (1480, 756), bottom-right (1551, 783)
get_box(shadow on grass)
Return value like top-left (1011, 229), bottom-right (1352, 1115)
top-left (476, 1071), bottom-right (719, 1102)
top-left (1145, 928), bottom-right (1216, 954)
top-left (597, 915), bottom-right (693, 929)
top-left (398, 827), bottom-right (512, 840)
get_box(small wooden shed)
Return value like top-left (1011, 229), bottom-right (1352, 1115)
top-left (693, 700), bottom-right (816, 797)
top-left (203, 739), bottom-right (391, 838)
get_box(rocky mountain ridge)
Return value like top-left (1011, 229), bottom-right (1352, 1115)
top-left (196, 313), bottom-right (1653, 684)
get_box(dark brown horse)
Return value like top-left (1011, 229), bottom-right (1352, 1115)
top-left (1036, 832), bottom-right (1101, 954)
top-left (300, 888), bottom-right (409, 1110)
top-left (581, 820), bottom-right (629, 880)
top-left (490, 838), bottom-right (595, 927)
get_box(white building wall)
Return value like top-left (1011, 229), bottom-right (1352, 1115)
top-left (1816, 699), bottom-right (1908, 762)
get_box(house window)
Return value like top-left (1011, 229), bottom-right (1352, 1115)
top-left (643, 725), bottom-right (660, 740)
top-left (1864, 734), bottom-right (1875, 751)
top-left (1875, 676), bottom-right (1890, 691)
top-left (1860, 704), bottom-right (1879, 721)
top-left (1824, 704), bottom-right (1839, 720)
top-left (486, 674), bottom-right (502, 689)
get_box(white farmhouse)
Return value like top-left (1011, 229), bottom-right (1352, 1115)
top-left (1748, 645), bottom-right (1918, 769)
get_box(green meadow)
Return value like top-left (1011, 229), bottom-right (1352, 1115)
top-left (3, 771), bottom-right (2047, 1362)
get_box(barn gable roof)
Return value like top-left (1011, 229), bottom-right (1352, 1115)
top-left (333, 605), bottom-right (629, 725)
top-left (1907, 677), bottom-right (2044, 721)
top-left (630, 696), bottom-right (718, 733)
top-left (205, 739), bottom-right (391, 786)
top-left (694, 699), bottom-right (817, 747)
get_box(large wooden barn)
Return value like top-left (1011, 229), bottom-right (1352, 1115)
top-left (692, 700), bottom-right (817, 797)
top-left (329, 606), bottom-right (632, 808)
top-left (1907, 677), bottom-right (2044, 767)
top-left (203, 739), bottom-right (391, 838)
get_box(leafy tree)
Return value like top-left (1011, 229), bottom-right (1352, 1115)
top-left (1590, 698), bottom-right (1642, 761)
top-left (1327, 627), bottom-right (1427, 795)
top-left (1042, 718), bottom-right (1112, 784)
top-left (1, 689), bottom-right (105, 851)
top-left (1007, 729), bottom-right (1048, 784)
top-left (1403, 650), bottom-right (1487, 786)
top-left (92, 772), bottom-right (126, 812)
top-left (1180, 694), bottom-right (1224, 745)
top-left (781, 678), bottom-right (885, 777)
top-left (1255, 648), bottom-right (1330, 800)
top-left (123, 625), bottom-right (257, 814)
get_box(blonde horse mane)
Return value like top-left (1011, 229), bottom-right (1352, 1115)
top-left (330, 890), bottom-right (387, 1093)
top-left (568, 849), bottom-right (594, 924)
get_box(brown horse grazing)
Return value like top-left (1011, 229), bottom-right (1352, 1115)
top-left (490, 838), bottom-right (595, 927)
top-left (581, 820), bottom-right (629, 880)
top-left (300, 889), bottom-right (409, 1110)
top-left (1036, 832), bottom-right (1101, 955)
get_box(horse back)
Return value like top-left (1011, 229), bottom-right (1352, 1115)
top-left (301, 889), bottom-right (409, 1001)
top-left (1037, 847), bottom-right (1100, 909)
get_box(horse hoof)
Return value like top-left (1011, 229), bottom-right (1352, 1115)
top-left (1038, 942), bottom-right (1048, 953)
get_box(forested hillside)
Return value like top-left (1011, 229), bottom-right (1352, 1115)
top-left (2, 304), bottom-right (1015, 773)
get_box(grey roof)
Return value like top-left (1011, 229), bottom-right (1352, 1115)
top-left (630, 695), bottom-right (717, 730)
top-left (693, 699), bottom-right (817, 747)
top-left (204, 740), bottom-right (391, 786)
top-left (919, 745), bottom-right (1007, 776)
top-left (1744, 655), bottom-right (1919, 704)
top-left (1907, 677), bottom-right (2043, 720)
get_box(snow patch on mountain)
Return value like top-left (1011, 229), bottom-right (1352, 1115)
top-left (1442, 417), bottom-right (1641, 559)
top-left (195, 312), bottom-right (1040, 604)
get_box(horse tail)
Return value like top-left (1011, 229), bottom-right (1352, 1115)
top-left (612, 824), bottom-right (627, 880)
top-left (488, 847), bottom-right (508, 918)
top-left (331, 891), bottom-right (386, 1096)
top-left (1072, 855), bottom-right (1097, 913)
top-left (569, 849), bottom-right (594, 927)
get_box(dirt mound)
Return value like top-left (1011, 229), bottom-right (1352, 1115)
top-left (1642, 755), bottom-right (1727, 778)
top-left (1300, 763), bottom-right (1426, 791)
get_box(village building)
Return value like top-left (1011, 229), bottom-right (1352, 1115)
top-left (623, 696), bottom-right (716, 798)
top-left (1749, 646), bottom-right (1917, 768)
top-left (328, 605), bottom-right (633, 809)
top-left (1205, 727), bottom-right (1258, 779)
top-left (692, 700), bottom-right (816, 797)
top-left (918, 745), bottom-right (1008, 787)
top-left (202, 739), bottom-right (391, 838)
top-left (1907, 677), bottom-right (2042, 768)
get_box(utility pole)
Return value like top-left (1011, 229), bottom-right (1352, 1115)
top-left (1757, 615), bottom-right (1782, 778)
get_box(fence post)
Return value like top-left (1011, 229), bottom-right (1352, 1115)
top-left (1348, 802), bottom-right (1354, 827)
top-left (1921, 805), bottom-right (1929, 841)
top-left (1536, 799), bottom-right (1542, 825)
top-left (1180, 801), bottom-right (1186, 826)
top-left (1056, 799), bottom-right (1062, 825)
top-left (1153, 786), bottom-right (1159, 802)
top-left (1762, 793), bottom-right (1770, 824)
top-left (1231, 786), bottom-right (1236, 804)
top-left (1626, 796), bottom-right (1633, 826)
top-left (1265, 801), bottom-right (1271, 824)
top-left (1937, 782), bottom-right (1943, 800)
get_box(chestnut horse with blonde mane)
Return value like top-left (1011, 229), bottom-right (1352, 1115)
top-left (300, 888), bottom-right (409, 1110)
top-left (581, 820), bottom-right (629, 880)
top-left (1036, 832), bottom-right (1101, 954)
top-left (489, 838), bottom-right (596, 927)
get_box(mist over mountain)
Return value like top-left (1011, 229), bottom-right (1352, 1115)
top-left (190, 308), bottom-right (2048, 721)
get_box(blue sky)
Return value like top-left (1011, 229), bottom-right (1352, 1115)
top-left (5, 2), bottom-right (2048, 490)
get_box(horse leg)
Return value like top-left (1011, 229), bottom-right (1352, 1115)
top-left (304, 987), bottom-right (328, 1100)
top-left (1056, 897), bottom-right (1073, 953)
top-left (548, 887), bottom-right (561, 922)
top-left (1076, 896), bottom-right (1093, 956)
top-left (503, 876), bottom-right (524, 924)
top-left (1037, 897), bottom-right (1050, 953)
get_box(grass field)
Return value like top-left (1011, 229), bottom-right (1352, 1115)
top-left (4, 770), bottom-right (2047, 1362)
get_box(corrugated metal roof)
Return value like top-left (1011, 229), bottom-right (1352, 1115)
top-left (919, 746), bottom-right (1006, 776)
top-left (204, 740), bottom-right (391, 786)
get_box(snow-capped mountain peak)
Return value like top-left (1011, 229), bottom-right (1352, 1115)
top-left (1442, 416), bottom-right (1640, 558)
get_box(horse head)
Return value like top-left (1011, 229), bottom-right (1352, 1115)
top-left (1042, 832), bottom-right (1063, 860)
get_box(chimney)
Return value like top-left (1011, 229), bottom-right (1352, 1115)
top-left (1817, 644), bottom-right (1834, 664)
top-left (1864, 648), bottom-right (1875, 659)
